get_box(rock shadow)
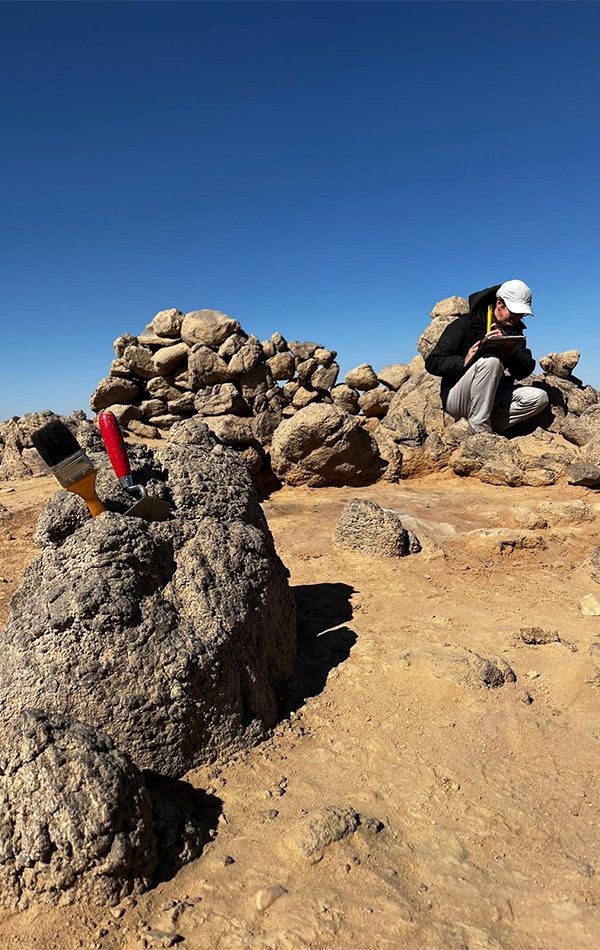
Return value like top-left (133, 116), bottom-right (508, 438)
top-left (143, 770), bottom-right (222, 884)
top-left (280, 583), bottom-right (357, 714)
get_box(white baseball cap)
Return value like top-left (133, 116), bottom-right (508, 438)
top-left (497, 279), bottom-right (534, 316)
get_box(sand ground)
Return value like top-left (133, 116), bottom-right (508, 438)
top-left (1, 472), bottom-right (600, 950)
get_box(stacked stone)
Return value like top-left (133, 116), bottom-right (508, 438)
top-left (89, 308), bottom-right (348, 476)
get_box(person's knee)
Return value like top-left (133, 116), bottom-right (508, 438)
top-left (474, 356), bottom-right (503, 379)
top-left (517, 386), bottom-right (549, 415)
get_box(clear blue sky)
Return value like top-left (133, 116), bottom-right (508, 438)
top-left (1, 1), bottom-right (599, 418)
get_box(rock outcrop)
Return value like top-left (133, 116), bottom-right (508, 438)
top-left (0, 423), bottom-right (296, 778)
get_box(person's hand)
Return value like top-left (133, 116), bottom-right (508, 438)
top-left (464, 340), bottom-right (484, 366)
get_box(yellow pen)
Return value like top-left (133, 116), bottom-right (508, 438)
top-left (486, 304), bottom-right (492, 334)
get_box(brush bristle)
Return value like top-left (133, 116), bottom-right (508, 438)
top-left (31, 420), bottom-right (83, 467)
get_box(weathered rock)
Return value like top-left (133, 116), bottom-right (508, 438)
top-left (589, 545), bottom-right (600, 584)
top-left (271, 331), bottom-right (288, 352)
top-left (536, 500), bottom-right (594, 525)
top-left (145, 309), bottom-right (184, 338)
top-left (129, 420), bottom-right (160, 439)
top-left (261, 339), bottom-right (276, 359)
top-left (580, 594), bottom-right (600, 617)
top-left (114, 333), bottom-right (138, 359)
top-left (292, 386), bottom-right (319, 409)
top-left (313, 347), bottom-right (336, 366)
top-left (165, 392), bottom-right (196, 414)
top-left (288, 341), bottom-right (321, 361)
top-left (200, 414), bottom-right (254, 446)
top-left (539, 350), bottom-right (580, 379)
top-left (153, 343), bottom-right (189, 376)
top-left (559, 415), bottom-right (600, 447)
top-left (386, 370), bottom-right (444, 434)
top-left (90, 377), bottom-right (141, 412)
top-left (330, 384), bottom-right (359, 414)
top-left (417, 315), bottom-right (458, 359)
top-left (218, 332), bottom-right (248, 361)
top-left (358, 387), bottom-right (393, 418)
top-left (102, 403), bottom-right (143, 426)
top-left (1, 413), bottom-right (104, 481)
top-left (255, 884), bottom-right (287, 912)
top-left (109, 358), bottom-right (132, 378)
top-left (145, 377), bottom-right (180, 402)
top-left (509, 506), bottom-right (548, 530)
top-left (267, 351), bottom-right (295, 381)
top-left (270, 404), bottom-right (384, 487)
top-left (188, 345), bottom-right (232, 388)
top-left (377, 364), bottom-right (411, 391)
top-left (239, 364), bottom-right (274, 404)
top-left (345, 363), bottom-right (378, 391)
top-left (180, 310), bottom-right (240, 348)
top-left (285, 806), bottom-right (360, 862)
top-left (296, 358), bottom-right (318, 384)
top-left (193, 383), bottom-right (247, 417)
top-left (566, 462), bottom-right (600, 487)
top-left (0, 436), bottom-right (296, 777)
top-left (333, 498), bottom-right (420, 557)
top-left (228, 342), bottom-right (263, 376)
top-left (519, 627), bottom-right (560, 645)
top-left (374, 408), bottom-right (427, 479)
top-left (399, 644), bottom-right (516, 689)
top-left (0, 711), bottom-right (157, 909)
top-left (583, 435), bottom-right (600, 468)
top-left (122, 344), bottom-right (158, 380)
top-left (467, 528), bottom-right (546, 554)
top-left (429, 296), bottom-right (469, 319)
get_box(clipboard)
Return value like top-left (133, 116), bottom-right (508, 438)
top-left (465, 334), bottom-right (525, 370)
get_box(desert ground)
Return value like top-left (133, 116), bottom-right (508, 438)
top-left (1, 470), bottom-right (599, 950)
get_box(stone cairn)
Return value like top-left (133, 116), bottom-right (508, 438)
top-left (3, 299), bottom-right (600, 488)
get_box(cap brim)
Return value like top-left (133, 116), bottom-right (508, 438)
top-left (503, 299), bottom-right (534, 317)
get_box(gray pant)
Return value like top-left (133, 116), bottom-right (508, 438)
top-left (445, 356), bottom-right (549, 433)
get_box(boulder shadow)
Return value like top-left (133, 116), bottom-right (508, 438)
top-left (143, 770), bottom-right (222, 884)
top-left (280, 582), bottom-right (357, 714)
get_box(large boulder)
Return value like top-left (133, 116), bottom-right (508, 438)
top-left (0, 711), bottom-right (156, 909)
top-left (429, 296), bottom-right (469, 319)
top-left (539, 350), bottom-right (580, 379)
top-left (90, 377), bottom-right (141, 412)
top-left (270, 404), bottom-right (384, 487)
top-left (0, 426), bottom-right (296, 777)
top-left (181, 310), bottom-right (240, 348)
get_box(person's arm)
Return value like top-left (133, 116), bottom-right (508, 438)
top-left (505, 341), bottom-right (535, 380)
top-left (425, 319), bottom-right (471, 378)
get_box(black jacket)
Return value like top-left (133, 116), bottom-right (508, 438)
top-left (424, 284), bottom-right (536, 408)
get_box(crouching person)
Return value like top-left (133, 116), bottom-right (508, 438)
top-left (425, 279), bottom-right (549, 434)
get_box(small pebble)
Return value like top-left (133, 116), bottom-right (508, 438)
top-left (110, 907), bottom-right (125, 920)
top-left (579, 863), bottom-right (595, 877)
top-left (140, 928), bottom-right (181, 948)
top-left (526, 670), bottom-right (540, 679)
top-left (95, 927), bottom-right (109, 938)
top-left (255, 884), bottom-right (287, 912)
top-left (419, 883), bottom-right (429, 892)
top-left (519, 688), bottom-right (534, 704)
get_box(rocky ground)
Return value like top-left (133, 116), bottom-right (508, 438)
top-left (1, 468), bottom-right (599, 950)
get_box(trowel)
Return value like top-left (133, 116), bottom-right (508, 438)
top-left (98, 411), bottom-right (171, 522)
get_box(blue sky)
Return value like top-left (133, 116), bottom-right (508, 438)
top-left (1, 1), bottom-right (599, 418)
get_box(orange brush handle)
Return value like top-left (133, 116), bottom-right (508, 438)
top-left (66, 470), bottom-right (106, 518)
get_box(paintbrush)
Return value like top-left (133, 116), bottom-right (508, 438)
top-left (31, 420), bottom-right (106, 517)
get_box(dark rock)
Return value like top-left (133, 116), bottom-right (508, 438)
top-left (333, 498), bottom-right (419, 558)
top-left (0, 433), bottom-right (296, 778)
top-left (565, 461), bottom-right (600, 487)
top-left (0, 711), bottom-right (157, 909)
top-left (519, 627), bottom-right (560, 645)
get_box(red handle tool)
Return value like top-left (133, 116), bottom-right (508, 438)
top-left (98, 411), bottom-right (134, 488)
